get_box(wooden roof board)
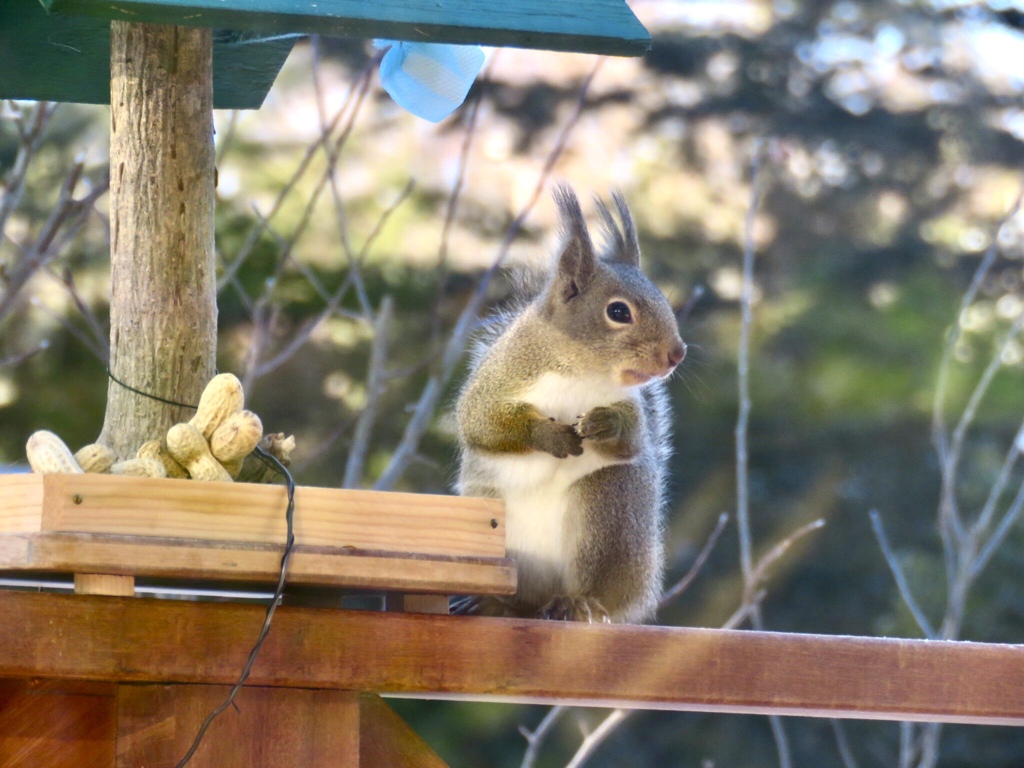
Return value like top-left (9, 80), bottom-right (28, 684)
top-left (39, 0), bottom-right (652, 57)
top-left (1, 0), bottom-right (294, 108)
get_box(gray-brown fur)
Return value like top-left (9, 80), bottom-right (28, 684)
top-left (454, 186), bottom-right (684, 624)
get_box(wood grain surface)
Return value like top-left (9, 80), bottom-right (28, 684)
top-left (116, 685), bottom-right (360, 767)
top-left (2, 591), bottom-right (1023, 725)
top-left (0, 679), bottom-right (116, 768)
top-left (0, 474), bottom-right (505, 558)
top-left (0, 532), bottom-right (516, 594)
top-left (360, 693), bottom-right (448, 768)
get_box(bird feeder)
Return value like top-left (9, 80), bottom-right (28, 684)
top-left (4, 1), bottom-right (1024, 767)
top-left (0, 0), bottom-right (654, 765)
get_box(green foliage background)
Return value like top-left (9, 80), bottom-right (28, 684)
top-left (4, 0), bottom-right (1024, 765)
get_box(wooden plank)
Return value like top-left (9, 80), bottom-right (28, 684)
top-left (0, 677), bottom-right (116, 768)
top-left (0, 533), bottom-right (516, 594)
top-left (0, 474), bottom-right (505, 559)
top-left (41, 0), bottom-right (651, 57)
top-left (0, 0), bottom-right (293, 108)
top-left (116, 685), bottom-right (359, 767)
top-left (2, 591), bottom-right (1024, 726)
top-left (360, 694), bottom-right (448, 768)
top-left (74, 574), bottom-right (135, 596)
top-left (0, 476), bottom-right (43, 534)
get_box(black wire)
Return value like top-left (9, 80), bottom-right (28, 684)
top-left (106, 366), bottom-right (199, 410)
top-left (102, 370), bottom-right (295, 767)
top-left (174, 446), bottom-right (296, 768)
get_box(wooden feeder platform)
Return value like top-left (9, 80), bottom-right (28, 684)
top-left (0, 473), bottom-right (514, 597)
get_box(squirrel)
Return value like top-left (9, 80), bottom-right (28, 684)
top-left (453, 186), bottom-right (685, 623)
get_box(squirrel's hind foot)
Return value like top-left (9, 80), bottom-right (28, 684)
top-left (537, 595), bottom-right (611, 623)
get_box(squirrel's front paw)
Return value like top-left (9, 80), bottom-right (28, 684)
top-left (538, 596), bottom-right (611, 623)
top-left (531, 418), bottom-right (583, 458)
top-left (576, 406), bottom-right (622, 442)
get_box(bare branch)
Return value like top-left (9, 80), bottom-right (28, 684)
top-left (722, 590), bottom-right (767, 631)
top-left (916, 722), bottom-right (943, 768)
top-left (316, 53), bottom-right (390, 318)
top-left (240, 58), bottom-right (388, 383)
top-left (290, 413), bottom-right (358, 474)
top-left (0, 162), bottom-right (110, 326)
top-left (240, 288), bottom-right (274, 392)
top-left (356, 180), bottom-right (416, 263)
top-left (674, 284), bottom-right (705, 327)
top-left (343, 296), bottom-right (394, 488)
top-left (736, 137), bottom-right (768, 585)
top-left (430, 55), bottom-right (495, 347)
top-left (214, 109), bottom-right (240, 164)
top-left (830, 720), bottom-right (860, 768)
top-left (930, 185), bottom-right (1024, 589)
top-left (932, 184), bottom-right (1024, 465)
top-left (939, 303), bottom-right (1024, 544)
top-left (767, 717), bottom-right (794, 768)
top-left (252, 181), bottom-right (413, 380)
top-left (311, 36), bottom-right (330, 129)
top-left (326, 173), bottom-right (372, 317)
top-left (950, 308), bottom-right (1024, 457)
top-left (374, 59), bottom-right (604, 491)
top-left (971, 474), bottom-right (1024, 579)
top-left (519, 705), bottom-right (567, 768)
top-left (970, 418), bottom-right (1024, 542)
top-left (869, 509), bottom-right (935, 639)
top-left (28, 296), bottom-right (106, 362)
top-left (0, 102), bottom-right (57, 243)
top-left (217, 56), bottom-right (380, 291)
top-left (564, 709), bottom-right (630, 768)
top-left (49, 267), bottom-right (110, 362)
top-left (0, 340), bottom-right (49, 368)
top-left (659, 512), bottom-right (729, 608)
top-left (733, 136), bottom-right (793, 768)
top-left (748, 519), bottom-right (825, 595)
top-left (723, 518), bottom-right (825, 631)
top-left (899, 722), bottom-right (916, 768)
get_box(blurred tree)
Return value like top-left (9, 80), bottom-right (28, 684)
top-left (3, 0), bottom-right (1024, 766)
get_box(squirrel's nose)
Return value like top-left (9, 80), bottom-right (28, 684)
top-left (668, 342), bottom-right (686, 368)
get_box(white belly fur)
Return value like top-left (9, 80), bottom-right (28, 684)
top-left (479, 373), bottom-right (636, 585)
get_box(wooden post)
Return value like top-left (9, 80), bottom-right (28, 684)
top-left (98, 21), bottom-right (217, 460)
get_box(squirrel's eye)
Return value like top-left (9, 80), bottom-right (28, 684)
top-left (606, 301), bottom-right (632, 324)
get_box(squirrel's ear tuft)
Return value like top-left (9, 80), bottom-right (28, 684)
top-left (552, 185), bottom-right (596, 301)
top-left (596, 191), bottom-right (640, 268)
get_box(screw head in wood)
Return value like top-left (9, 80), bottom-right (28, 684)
top-left (490, 518), bottom-right (498, 529)
top-left (72, 494), bottom-right (83, 505)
